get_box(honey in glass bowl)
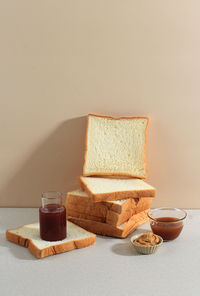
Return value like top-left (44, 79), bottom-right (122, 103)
top-left (148, 207), bottom-right (187, 241)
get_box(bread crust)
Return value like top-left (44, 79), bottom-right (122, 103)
top-left (66, 190), bottom-right (134, 214)
top-left (6, 222), bottom-right (96, 259)
top-left (66, 201), bottom-right (108, 218)
top-left (104, 198), bottom-right (132, 214)
top-left (83, 114), bottom-right (90, 177)
top-left (66, 192), bottom-right (107, 217)
top-left (66, 209), bottom-right (106, 223)
top-left (68, 210), bottom-right (149, 238)
top-left (79, 176), bottom-right (156, 203)
top-left (106, 198), bottom-right (152, 226)
top-left (67, 191), bottom-right (152, 226)
top-left (83, 113), bottom-right (149, 179)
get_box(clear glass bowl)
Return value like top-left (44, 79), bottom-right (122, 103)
top-left (148, 207), bottom-right (187, 241)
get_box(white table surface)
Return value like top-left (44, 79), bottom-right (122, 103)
top-left (0, 208), bottom-right (199, 296)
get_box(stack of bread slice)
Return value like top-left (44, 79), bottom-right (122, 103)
top-left (67, 114), bottom-right (156, 238)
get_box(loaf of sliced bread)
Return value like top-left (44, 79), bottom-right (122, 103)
top-left (66, 189), bottom-right (152, 226)
top-left (79, 176), bottom-right (156, 202)
top-left (6, 221), bottom-right (96, 259)
top-left (68, 210), bottom-right (149, 238)
top-left (83, 114), bottom-right (149, 178)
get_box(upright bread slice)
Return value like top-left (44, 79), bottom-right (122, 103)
top-left (83, 114), bottom-right (149, 178)
top-left (6, 221), bottom-right (96, 259)
top-left (68, 210), bottom-right (149, 238)
top-left (80, 176), bottom-right (156, 202)
top-left (66, 189), bottom-right (152, 226)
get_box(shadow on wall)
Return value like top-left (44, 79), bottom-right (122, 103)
top-left (0, 116), bottom-right (86, 207)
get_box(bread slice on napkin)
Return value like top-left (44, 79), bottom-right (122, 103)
top-left (68, 210), bottom-right (149, 238)
top-left (79, 176), bottom-right (156, 202)
top-left (6, 221), bottom-right (96, 259)
top-left (83, 114), bottom-right (149, 178)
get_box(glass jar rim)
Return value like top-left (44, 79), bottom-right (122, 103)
top-left (42, 191), bottom-right (62, 199)
top-left (147, 207), bottom-right (187, 222)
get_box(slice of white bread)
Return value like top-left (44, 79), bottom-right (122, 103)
top-left (66, 189), bottom-right (152, 226)
top-left (67, 189), bottom-right (108, 217)
top-left (68, 209), bottom-right (149, 238)
top-left (79, 176), bottom-right (156, 202)
top-left (67, 189), bottom-right (133, 214)
top-left (6, 221), bottom-right (96, 259)
top-left (83, 114), bottom-right (149, 178)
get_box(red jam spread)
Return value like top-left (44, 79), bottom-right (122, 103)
top-left (39, 204), bottom-right (66, 241)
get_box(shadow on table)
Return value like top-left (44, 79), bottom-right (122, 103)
top-left (0, 233), bottom-right (37, 261)
top-left (111, 228), bottom-right (148, 256)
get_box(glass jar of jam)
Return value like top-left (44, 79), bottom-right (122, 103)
top-left (39, 191), bottom-right (66, 241)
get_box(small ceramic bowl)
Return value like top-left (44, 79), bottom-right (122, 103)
top-left (131, 233), bottom-right (163, 255)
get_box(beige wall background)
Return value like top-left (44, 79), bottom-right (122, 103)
top-left (0, 1), bottom-right (200, 208)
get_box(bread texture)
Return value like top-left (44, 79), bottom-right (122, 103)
top-left (68, 210), bottom-right (149, 238)
top-left (66, 189), bottom-right (152, 226)
top-left (6, 221), bottom-right (96, 259)
top-left (67, 189), bottom-right (134, 213)
top-left (83, 114), bottom-right (149, 178)
top-left (79, 176), bottom-right (156, 202)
